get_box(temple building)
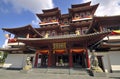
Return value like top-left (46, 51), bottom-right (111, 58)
top-left (87, 16), bottom-right (120, 72)
top-left (1, 2), bottom-right (120, 73)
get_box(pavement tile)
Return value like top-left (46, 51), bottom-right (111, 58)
top-left (0, 68), bottom-right (120, 79)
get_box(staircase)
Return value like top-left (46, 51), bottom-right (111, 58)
top-left (32, 68), bottom-right (89, 75)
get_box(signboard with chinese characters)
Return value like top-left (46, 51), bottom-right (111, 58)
top-left (53, 42), bottom-right (66, 49)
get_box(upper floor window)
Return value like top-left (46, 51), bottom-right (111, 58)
top-left (47, 17), bottom-right (52, 22)
top-left (74, 13), bottom-right (80, 19)
top-left (52, 16), bottom-right (57, 22)
top-left (80, 12), bottom-right (85, 18)
top-left (43, 18), bottom-right (47, 23)
top-left (64, 19), bottom-right (69, 25)
top-left (51, 30), bottom-right (57, 36)
top-left (60, 20), bottom-right (64, 25)
top-left (82, 27), bottom-right (88, 34)
top-left (86, 12), bottom-right (91, 18)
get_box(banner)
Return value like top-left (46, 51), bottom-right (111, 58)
top-left (53, 42), bottom-right (66, 49)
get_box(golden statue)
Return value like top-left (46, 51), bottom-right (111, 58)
top-left (75, 30), bottom-right (80, 35)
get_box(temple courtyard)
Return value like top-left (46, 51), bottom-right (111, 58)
top-left (0, 68), bottom-right (120, 79)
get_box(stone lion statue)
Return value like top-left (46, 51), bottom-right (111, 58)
top-left (23, 56), bottom-right (32, 71)
top-left (90, 51), bottom-right (103, 73)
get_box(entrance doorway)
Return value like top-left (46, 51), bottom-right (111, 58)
top-left (55, 54), bottom-right (69, 67)
top-left (37, 54), bottom-right (48, 68)
top-left (72, 53), bottom-right (86, 68)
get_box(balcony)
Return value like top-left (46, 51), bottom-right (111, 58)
top-left (40, 22), bottom-right (59, 26)
top-left (40, 21), bottom-right (59, 26)
top-left (72, 17), bottom-right (92, 22)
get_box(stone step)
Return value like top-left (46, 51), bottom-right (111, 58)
top-left (32, 68), bottom-right (89, 75)
top-left (69, 68), bottom-right (89, 75)
top-left (32, 68), bottom-right (48, 73)
top-left (47, 68), bottom-right (69, 74)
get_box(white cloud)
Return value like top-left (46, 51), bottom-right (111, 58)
top-left (83, 0), bottom-right (120, 16)
top-left (2, 0), bottom-right (54, 26)
top-left (31, 16), bottom-right (40, 27)
top-left (3, 0), bottom-right (54, 13)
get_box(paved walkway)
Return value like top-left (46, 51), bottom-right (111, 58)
top-left (0, 68), bottom-right (120, 79)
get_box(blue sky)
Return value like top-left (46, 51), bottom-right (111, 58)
top-left (0, 0), bottom-right (120, 47)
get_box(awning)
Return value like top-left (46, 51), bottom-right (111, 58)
top-left (37, 50), bottom-right (49, 54)
top-left (70, 49), bottom-right (85, 53)
top-left (54, 49), bottom-right (66, 54)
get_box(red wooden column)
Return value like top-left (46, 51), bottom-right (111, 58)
top-left (69, 50), bottom-right (73, 68)
top-left (48, 51), bottom-right (52, 67)
top-left (34, 52), bottom-right (39, 68)
top-left (85, 49), bottom-right (90, 68)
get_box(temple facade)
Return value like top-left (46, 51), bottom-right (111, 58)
top-left (1, 2), bottom-right (120, 73)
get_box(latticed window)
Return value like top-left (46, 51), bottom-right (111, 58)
top-left (82, 27), bottom-right (88, 34)
top-left (51, 30), bottom-right (57, 36)
top-left (52, 16), bottom-right (57, 22)
top-left (80, 12), bottom-right (85, 18)
top-left (86, 12), bottom-right (91, 18)
top-left (43, 18), bottom-right (47, 23)
top-left (74, 13), bottom-right (80, 19)
top-left (59, 20), bottom-right (63, 25)
top-left (47, 17), bottom-right (52, 22)
top-left (64, 19), bottom-right (69, 25)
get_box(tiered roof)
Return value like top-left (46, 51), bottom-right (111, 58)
top-left (36, 7), bottom-right (61, 20)
top-left (69, 4), bottom-right (98, 12)
top-left (87, 16), bottom-right (120, 33)
top-left (2, 25), bottom-right (42, 38)
top-left (69, 3), bottom-right (99, 15)
top-left (71, 1), bottom-right (91, 8)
